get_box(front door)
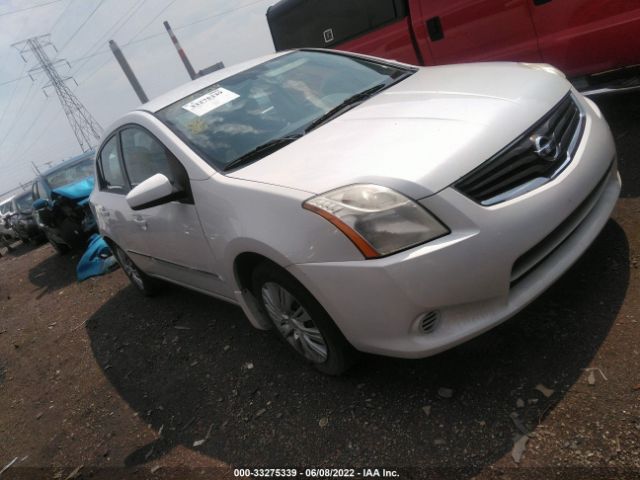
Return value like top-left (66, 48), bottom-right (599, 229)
top-left (118, 126), bottom-right (228, 297)
top-left (410, 0), bottom-right (541, 65)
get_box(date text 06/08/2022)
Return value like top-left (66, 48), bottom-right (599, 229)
top-left (232, 468), bottom-right (400, 478)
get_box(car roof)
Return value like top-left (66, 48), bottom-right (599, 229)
top-left (139, 51), bottom-right (289, 114)
top-left (39, 150), bottom-right (96, 178)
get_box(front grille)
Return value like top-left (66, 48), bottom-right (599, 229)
top-left (456, 94), bottom-right (585, 206)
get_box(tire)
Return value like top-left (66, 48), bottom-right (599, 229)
top-left (113, 245), bottom-right (158, 297)
top-left (251, 261), bottom-right (357, 375)
top-left (48, 236), bottom-right (70, 255)
top-left (19, 233), bottom-right (33, 245)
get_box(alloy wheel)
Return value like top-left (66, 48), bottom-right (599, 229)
top-left (261, 281), bottom-right (329, 363)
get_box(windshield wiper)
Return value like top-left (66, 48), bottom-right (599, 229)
top-left (223, 83), bottom-right (389, 172)
top-left (223, 134), bottom-right (303, 172)
top-left (304, 83), bottom-right (388, 134)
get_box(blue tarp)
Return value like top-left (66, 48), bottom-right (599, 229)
top-left (76, 234), bottom-right (118, 282)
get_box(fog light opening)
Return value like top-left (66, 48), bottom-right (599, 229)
top-left (418, 311), bottom-right (440, 334)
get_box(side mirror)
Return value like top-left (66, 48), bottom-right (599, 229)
top-left (33, 198), bottom-right (49, 210)
top-left (126, 174), bottom-right (185, 211)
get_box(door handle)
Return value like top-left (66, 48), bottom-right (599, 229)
top-left (533, 0), bottom-right (552, 5)
top-left (426, 16), bottom-right (444, 42)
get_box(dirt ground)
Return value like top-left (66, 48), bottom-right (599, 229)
top-left (0, 93), bottom-right (639, 480)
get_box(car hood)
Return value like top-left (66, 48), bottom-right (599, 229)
top-left (52, 177), bottom-right (95, 204)
top-left (227, 62), bottom-right (572, 199)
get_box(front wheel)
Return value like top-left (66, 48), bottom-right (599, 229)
top-left (48, 235), bottom-right (69, 255)
top-left (113, 245), bottom-right (158, 296)
top-left (251, 262), bottom-right (356, 375)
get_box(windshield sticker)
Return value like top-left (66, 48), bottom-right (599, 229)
top-left (182, 87), bottom-right (240, 116)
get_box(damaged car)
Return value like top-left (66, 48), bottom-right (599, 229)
top-left (91, 50), bottom-right (620, 374)
top-left (0, 197), bottom-right (19, 252)
top-left (7, 191), bottom-right (46, 245)
top-left (32, 151), bottom-right (98, 254)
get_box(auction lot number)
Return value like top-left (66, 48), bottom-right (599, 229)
top-left (233, 468), bottom-right (399, 478)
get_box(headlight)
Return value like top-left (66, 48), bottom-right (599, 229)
top-left (303, 184), bottom-right (449, 258)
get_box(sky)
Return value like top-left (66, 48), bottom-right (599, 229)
top-left (0, 0), bottom-right (277, 195)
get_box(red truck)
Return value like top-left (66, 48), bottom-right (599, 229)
top-left (266, 0), bottom-right (640, 93)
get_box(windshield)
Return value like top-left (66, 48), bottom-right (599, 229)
top-left (156, 50), bottom-right (414, 170)
top-left (15, 193), bottom-right (33, 213)
top-left (45, 157), bottom-right (95, 190)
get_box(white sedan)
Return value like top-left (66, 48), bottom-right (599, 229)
top-left (90, 49), bottom-right (620, 374)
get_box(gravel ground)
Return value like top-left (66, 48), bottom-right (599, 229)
top-left (0, 93), bottom-right (638, 480)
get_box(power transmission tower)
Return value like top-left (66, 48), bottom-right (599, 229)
top-left (12, 34), bottom-right (103, 152)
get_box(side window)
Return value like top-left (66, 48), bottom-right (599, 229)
top-left (99, 136), bottom-right (127, 191)
top-left (32, 182), bottom-right (40, 200)
top-left (38, 180), bottom-right (48, 200)
top-left (120, 127), bottom-right (187, 188)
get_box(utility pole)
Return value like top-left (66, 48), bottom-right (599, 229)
top-left (108, 40), bottom-right (149, 103)
top-left (198, 62), bottom-right (225, 77)
top-left (12, 35), bottom-right (103, 152)
top-left (164, 21), bottom-right (198, 80)
top-left (31, 161), bottom-right (41, 175)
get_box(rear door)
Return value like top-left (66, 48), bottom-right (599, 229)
top-left (409, 0), bottom-right (541, 65)
top-left (267, 0), bottom-right (420, 64)
top-left (528, 0), bottom-right (640, 77)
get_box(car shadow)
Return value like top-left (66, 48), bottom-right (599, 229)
top-left (85, 220), bottom-right (628, 477)
top-left (28, 247), bottom-right (80, 299)
top-left (594, 92), bottom-right (640, 198)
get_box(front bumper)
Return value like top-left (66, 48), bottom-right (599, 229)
top-left (288, 95), bottom-right (621, 358)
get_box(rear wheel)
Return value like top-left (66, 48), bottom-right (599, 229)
top-left (113, 245), bottom-right (158, 296)
top-left (251, 261), bottom-right (356, 375)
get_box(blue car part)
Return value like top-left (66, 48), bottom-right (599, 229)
top-left (52, 177), bottom-right (95, 201)
top-left (76, 233), bottom-right (118, 282)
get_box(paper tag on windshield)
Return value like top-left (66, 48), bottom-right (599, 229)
top-left (182, 87), bottom-right (239, 116)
